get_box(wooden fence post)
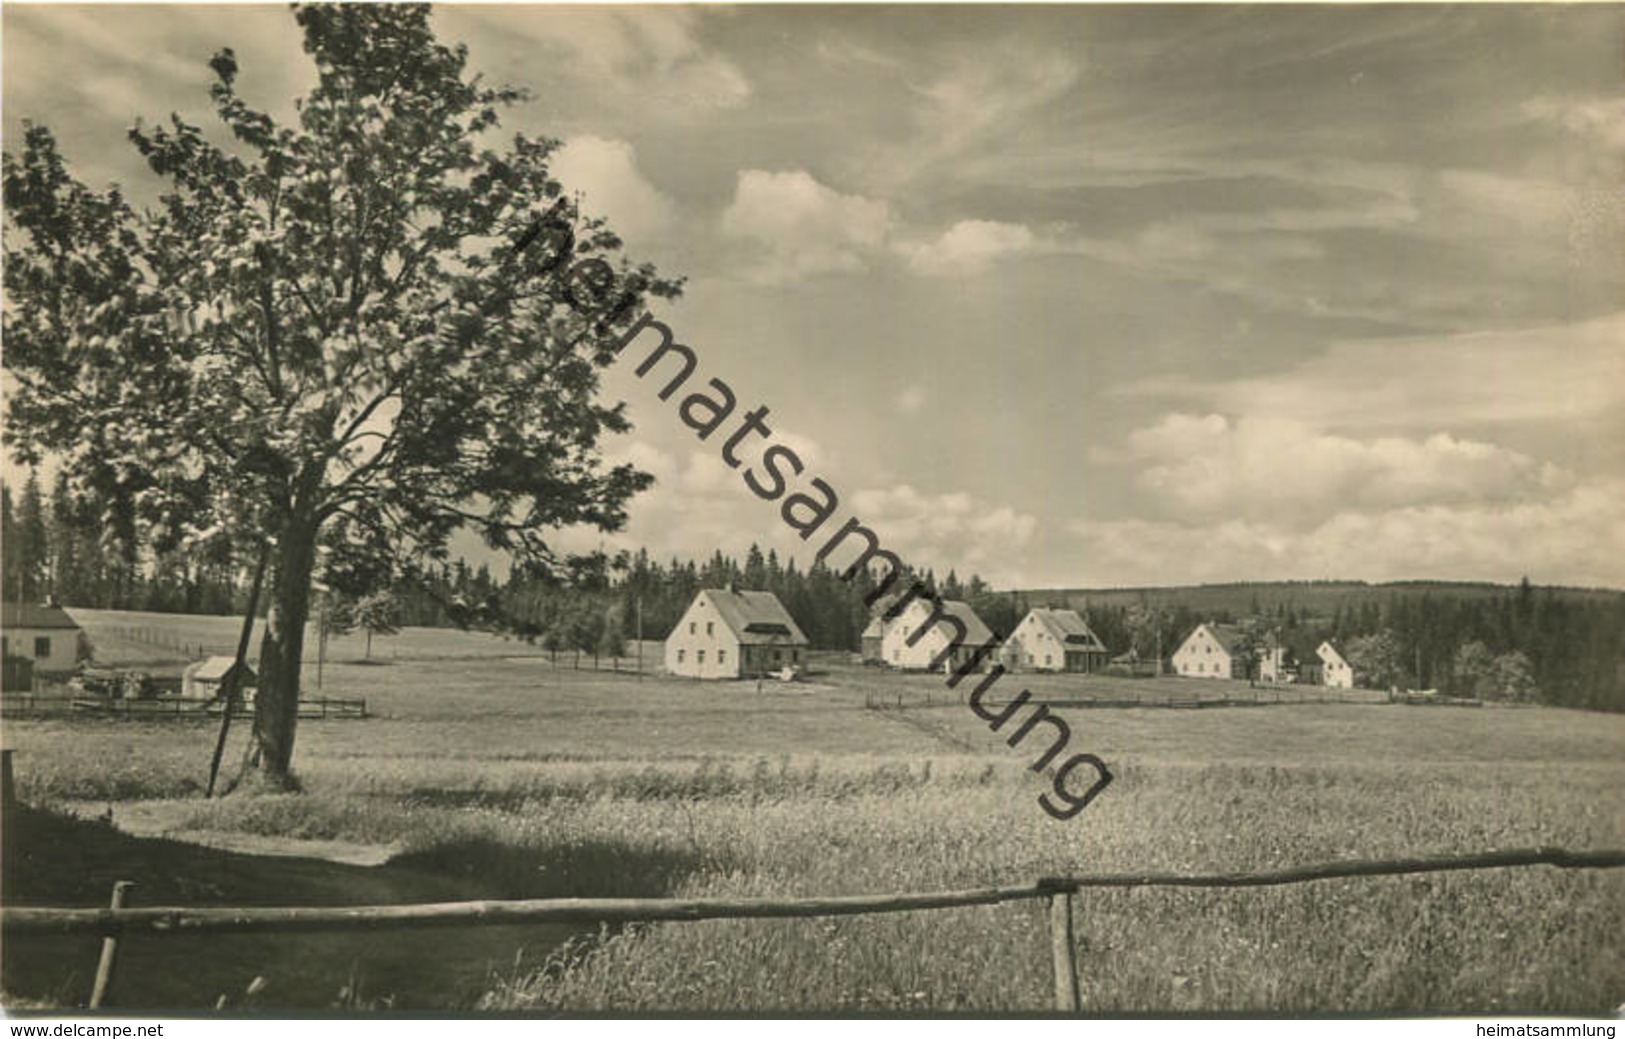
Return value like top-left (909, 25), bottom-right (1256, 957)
top-left (1041, 879), bottom-right (1081, 1013)
top-left (88, 880), bottom-right (133, 1009)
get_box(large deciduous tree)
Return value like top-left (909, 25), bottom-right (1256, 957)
top-left (2, 4), bottom-right (680, 785)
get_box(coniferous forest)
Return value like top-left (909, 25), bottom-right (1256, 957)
top-left (4, 474), bottom-right (1621, 711)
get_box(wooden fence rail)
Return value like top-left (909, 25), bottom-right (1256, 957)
top-left (1039, 846), bottom-right (1625, 891)
top-left (0, 696), bottom-right (367, 720)
top-left (3, 845), bottom-right (1620, 1011)
top-left (1, 884), bottom-right (1047, 937)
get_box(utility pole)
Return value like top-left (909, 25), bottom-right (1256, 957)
top-left (635, 595), bottom-right (643, 681)
top-left (1155, 611), bottom-right (1164, 676)
top-left (316, 596), bottom-right (326, 691)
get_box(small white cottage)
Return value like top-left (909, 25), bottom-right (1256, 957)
top-left (1, 602), bottom-right (87, 677)
top-left (665, 587), bottom-right (810, 680)
top-left (1318, 641), bottom-right (1355, 688)
top-left (1172, 622), bottom-right (1243, 680)
top-left (881, 597), bottom-right (994, 674)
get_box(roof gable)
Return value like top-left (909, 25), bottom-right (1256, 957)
top-left (1029, 608), bottom-right (1106, 651)
top-left (1209, 621), bottom-right (1241, 653)
top-left (895, 598), bottom-right (993, 646)
top-left (699, 588), bottom-right (809, 646)
top-left (188, 655), bottom-right (257, 682)
top-left (1317, 641), bottom-right (1348, 665)
top-left (2, 602), bottom-right (80, 630)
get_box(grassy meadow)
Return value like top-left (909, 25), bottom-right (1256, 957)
top-left (2, 608), bottom-right (1621, 1013)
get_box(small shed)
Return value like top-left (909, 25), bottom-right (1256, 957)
top-left (182, 655), bottom-right (257, 701)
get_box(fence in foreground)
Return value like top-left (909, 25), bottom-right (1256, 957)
top-left (0, 695), bottom-right (367, 720)
top-left (4, 846), bottom-right (1620, 1011)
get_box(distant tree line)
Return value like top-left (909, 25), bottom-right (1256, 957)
top-left (7, 479), bottom-right (1619, 710)
top-left (3, 471), bottom-right (240, 614)
top-left (386, 543), bottom-right (1017, 667)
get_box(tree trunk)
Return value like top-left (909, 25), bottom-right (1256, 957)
top-left (251, 513), bottom-right (319, 786)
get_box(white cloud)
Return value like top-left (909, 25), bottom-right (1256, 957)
top-left (900, 219), bottom-right (1037, 274)
top-left (1067, 479), bottom-right (1625, 589)
top-left (896, 385), bottom-right (927, 414)
top-left (1116, 312), bottom-right (1625, 431)
top-left (864, 44), bottom-right (1079, 190)
top-left (1521, 95), bottom-right (1625, 151)
top-left (449, 7), bottom-right (749, 115)
top-left (550, 136), bottom-right (677, 243)
top-left (720, 170), bottom-right (890, 282)
top-left (849, 483), bottom-right (1038, 575)
top-left (1112, 412), bottom-right (1572, 521)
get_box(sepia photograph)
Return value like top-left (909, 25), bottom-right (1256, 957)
top-left (1, 1), bottom-right (1622, 1022)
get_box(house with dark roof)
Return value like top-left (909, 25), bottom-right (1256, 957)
top-left (881, 597), bottom-right (994, 674)
top-left (1, 602), bottom-right (88, 679)
top-left (858, 591), bottom-right (904, 663)
top-left (1002, 607), bottom-right (1110, 673)
top-left (665, 587), bottom-right (810, 680)
top-left (1171, 621), bottom-right (1245, 679)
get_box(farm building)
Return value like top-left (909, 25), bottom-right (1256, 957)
top-left (1257, 633), bottom-right (1293, 684)
top-left (665, 587), bottom-right (809, 680)
top-left (1, 602), bottom-right (88, 679)
top-left (182, 655), bottom-right (257, 700)
top-left (1278, 632), bottom-right (1325, 685)
top-left (859, 592), bottom-right (904, 663)
top-left (881, 597), bottom-right (994, 674)
top-left (1002, 607), bottom-right (1109, 673)
top-left (1172, 622), bottom-right (1244, 679)
top-left (1317, 640), bottom-right (1355, 688)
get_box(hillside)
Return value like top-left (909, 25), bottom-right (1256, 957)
top-left (1019, 579), bottom-right (1623, 622)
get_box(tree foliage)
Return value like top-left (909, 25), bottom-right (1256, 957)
top-left (1344, 629), bottom-right (1407, 690)
top-left (2, 5), bottom-right (680, 781)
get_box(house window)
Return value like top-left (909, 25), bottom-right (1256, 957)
top-left (706, 621), bottom-right (714, 636)
top-left (774, 649), bottom-right (783, 662)
top-left (678, 649), bottom-right (686, 663)
top-left (34, 636), bottom-right (51, 658)
top-left (689, 622), bottom-right (696, 635)
top-left (698, 650), bottom-right (706, 664)
top-left (718, 650), bottom-right (726, 665)
top-left (1045, 654), bottom-right (1052, 667)
top-left (792, 650), bottom-right (799, 662)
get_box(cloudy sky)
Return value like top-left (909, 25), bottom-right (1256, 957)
top-left (4, 4), bottom-right (1622, 589)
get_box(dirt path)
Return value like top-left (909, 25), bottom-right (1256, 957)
top-left (59, 799), bottom-right (402, 867)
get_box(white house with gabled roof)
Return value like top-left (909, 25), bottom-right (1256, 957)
top-left (881, 597), bottom-right (994, 673)
top-left (1318, 640), bottom-right (1354, 688)
top-left (665, 587), bottom-right (810, 680)
top-left (1, 602), bottom-right (87, 676)
top-left (1003, 607), bottom-right (1109, 673)
top-left (1172, 622), bottom-right (1244, 679)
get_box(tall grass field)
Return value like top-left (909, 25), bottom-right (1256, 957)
top-left (1, 608), bottom-right (1620, 1012)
